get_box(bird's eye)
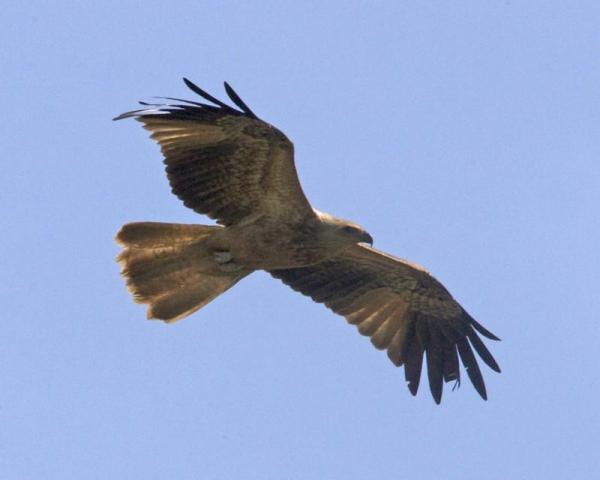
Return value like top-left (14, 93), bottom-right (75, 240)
top-left (342, 226), bottom-right (356, 234)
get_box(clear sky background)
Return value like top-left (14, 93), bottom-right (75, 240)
top-left (2, 1), bottom-right (599, 479)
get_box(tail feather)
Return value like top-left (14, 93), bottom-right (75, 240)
top-left (147, 277), bottom-right (241, 322)
top-left (118, 245), bottom-right (205, 289)
top-left (116, 222), bottom-right (250, 322)
top-left (116, 221), bottom-right (218, 247)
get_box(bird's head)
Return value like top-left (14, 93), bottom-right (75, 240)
top-left (337, 223), bottom-right (373, 246)
top-left (315, 210), bottom-right (373, 247)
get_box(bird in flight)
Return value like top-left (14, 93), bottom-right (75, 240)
top-left (115, 78), bottom-right (500, 404)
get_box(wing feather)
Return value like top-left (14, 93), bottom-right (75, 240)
top-left (387, 315), bottom-right (413, 367)
top-left (425, 326), bottom-right (445, 404)
top-left (115, 79), bottom-right (314, 225)
top-left (442, 343), bottom-right (460, 383)
top-left (357, 299), bottom-right (397, 336)
top-left (370, 301), bottom-right (408, 350)
top-left (270, 243), bottom-right (500, 403)
top-left (403, 321), bottom-right (424, 396)
top-left (224, 81), bottom-right (258, 118)
top-left (456, 338), bottom-right (487, 400)
top-left (467, 329), bottom-right (501, 372)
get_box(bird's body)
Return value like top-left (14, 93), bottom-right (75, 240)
top-left (206, 212), bottom-right (353, 270)
top-left (115, 78), bottom-right (500, 403)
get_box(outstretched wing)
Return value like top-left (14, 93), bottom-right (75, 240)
top-left (270, 244), bottom-right (500, 404)
top-left (115, 79), bottom-right (314, 226)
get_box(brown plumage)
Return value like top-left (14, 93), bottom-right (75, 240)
top-left (115, 78), bottom-right (500, 403)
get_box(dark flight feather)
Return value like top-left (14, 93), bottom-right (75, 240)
top-left (183, 77), bottom-right (235, 111)
top-left (224, 81), bottom-right (258, 119)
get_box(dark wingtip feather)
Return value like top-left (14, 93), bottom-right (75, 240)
top-left (113, 110), bottom-right (141, 121)
top-left (153, 96), bottom-right (208, 107)
top-left (183, 77), bottom-right (232, 110)
top-left (427, 361), bottom-right (443, 404)
top-left (442, 344), bottom-right (460, 384)
top-left (404, 346), bottom-right (424, 397)
top-left (467, 329), bottom-right (501, 373)
top-left (426, 328), bottom-right (444, 404)
top-left (402, 321), bottom-right (423, 396)
top-left (405, 356), bottom-right (422, 396)
top-left (407, 379), bottom-right (419, 396)
top-left (465, 312), bottom-right (501, 341)
top-left (456, 339), bottom-right (488, 400)
top-left (223, 81), bottom-right (258, 119)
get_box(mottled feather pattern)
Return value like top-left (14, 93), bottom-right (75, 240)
top-left (116, 81), bottom-right (312, 226)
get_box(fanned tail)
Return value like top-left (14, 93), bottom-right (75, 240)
top-left (116, 222), bottom-right (251, 322)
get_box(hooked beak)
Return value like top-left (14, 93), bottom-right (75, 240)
top-left (360, 231), bottom-right (374, 246)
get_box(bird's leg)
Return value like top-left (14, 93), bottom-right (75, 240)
top-left (213, 250), bottom-right (243, 272)
top-left (213, 251), bottom-right (233, 263)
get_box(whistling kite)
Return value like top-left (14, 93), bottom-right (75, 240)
top-left (115, 79), bottom-right (500, 403)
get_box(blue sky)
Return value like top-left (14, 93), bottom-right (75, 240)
top-left (2, 1), bottom-right (599, 478)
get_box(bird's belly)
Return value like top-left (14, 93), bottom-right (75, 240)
top-left (211, 222), bottom-right (327, 270)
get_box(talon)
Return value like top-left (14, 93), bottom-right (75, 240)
top-left (213, 250), bottom-right (242, 272)
top-left (213, 251), bottom-right (233, 264)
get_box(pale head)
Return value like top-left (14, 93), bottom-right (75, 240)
top-left (314, 209), bottom-right (373, 248)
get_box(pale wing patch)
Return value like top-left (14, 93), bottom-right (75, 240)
top-left (357, 298), bottom-right (399, 336)
top-left (370, 300), bottom-right (410, 350)
top-left (142, 119), bottom-right (227, 141)
top-left (387, 316), bottom-right (413, 366)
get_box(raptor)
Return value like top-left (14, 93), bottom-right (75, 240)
top-left (115, 79), bottom-right (500, 403)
